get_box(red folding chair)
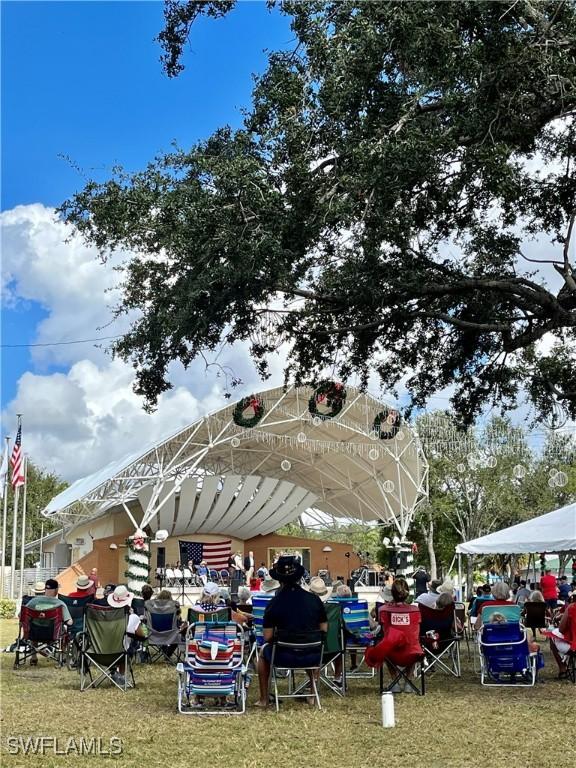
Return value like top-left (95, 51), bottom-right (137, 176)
top-left (15, 605), bottom-right (66, 668)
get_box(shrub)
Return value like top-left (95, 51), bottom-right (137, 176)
top-left (0, 599), bottom-right (17, 619)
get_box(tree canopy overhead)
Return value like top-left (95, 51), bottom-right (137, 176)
top-left (61, 0), bottom-right (576, 423)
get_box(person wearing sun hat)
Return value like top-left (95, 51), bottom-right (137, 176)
top-left (67, 575), bottom-right (96, 598)
top-left (106, 585), bottom-right (147, 686)
top-left (304, 576), bottom-right (333, 602)
top-left (255, 556), bottom-right (328, 708)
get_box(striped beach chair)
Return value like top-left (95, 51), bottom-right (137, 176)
top-left (177, 621), bottom-right (245, 714)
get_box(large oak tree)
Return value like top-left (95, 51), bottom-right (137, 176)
top-left (60, 1), bottom-right (576, 423)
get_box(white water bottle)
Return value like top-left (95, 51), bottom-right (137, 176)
top-left (381, 692), bottom-right (395, 728)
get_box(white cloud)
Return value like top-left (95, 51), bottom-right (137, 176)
top-left (1, 203), bottom-right (132, 368)
top-left (1, 358), bottom-right (231, 481)
top-left (0, 204), bottom-right (294, 481)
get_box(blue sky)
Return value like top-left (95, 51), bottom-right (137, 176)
top-left (2, 0), bottom-right (290, 409)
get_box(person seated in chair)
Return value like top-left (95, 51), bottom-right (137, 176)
top-left (67, 575), bottom-right (96, 598)
top-left (474, 581), bottom-right (512, 632)
top-left (415, 579), bottom-right (443, 608)
top-left (255, 556), bottom-right (327, 708)
top-left (22, 578), bottom-right (73, 666)
top-left (107, 585), bottom-right (147, 686)
top-left (515, 580), bottom-right (531, 606)
top-left (546, 597), bottom-right (576, 679)
top-left (366, 578), bottom-right (423, 693)
top-left (191, 582), bottom-right (224, 613)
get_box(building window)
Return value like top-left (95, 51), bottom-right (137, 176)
top-left (42, 552), bottom-right (54, 569)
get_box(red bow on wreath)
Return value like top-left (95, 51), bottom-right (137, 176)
top-left (132, 536), bottom-right (145, 550)
top-left (249, 398), bottom-right (260, 410)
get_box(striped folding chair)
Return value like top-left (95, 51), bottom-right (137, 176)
top-left (339, 599), bottom-right (375, 678)
top-left (247, 594), bottom-right (275, 664)
top-left (177, 621), bottom-right (245, 714)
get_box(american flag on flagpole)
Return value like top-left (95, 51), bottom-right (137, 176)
top-left (10, 422), bottom-right (25, 490)
top-left (179, 539), bottom-right (232, 570)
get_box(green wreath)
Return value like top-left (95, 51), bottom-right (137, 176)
top-left (233, 395), bottom-right (265, 428)
top-left (308, 381), bottom-right (347, 420)
top-left (373, 409), bottom-right (401, 440)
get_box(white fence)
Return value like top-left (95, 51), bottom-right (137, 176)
top-left (0, 568), bottom-right (60, 599)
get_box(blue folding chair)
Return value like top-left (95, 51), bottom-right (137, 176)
top-left (479, 620), bottom-right (539, 686)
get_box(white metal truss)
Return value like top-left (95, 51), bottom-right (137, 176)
top-left (43, 386), bottom-right (429, 537)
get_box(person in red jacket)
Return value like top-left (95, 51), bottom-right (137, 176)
top-left (365, 578), bottom-right (423, 692)
top-left (540, 569), bottom-right (558, 610)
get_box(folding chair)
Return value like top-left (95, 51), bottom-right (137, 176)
top-left (479, 621), bottom-right (538, 686)
top-left (522, 601), bottom-right (548, 638)
top-left (187, 607), bottom-right (231, 624)
top-left (58, 594), bottom-right (92, 669)
top-left (145, 601), bottom-right (182, 664)
top-left (247, 594), bottom-right (275, 664)
top-left (77, 604), bottom-right (134, 691)
top-left (377, 604), bottom-right (426, 696)
top-left (176, 621), bottom-right (246, 714)
top-left (208, 569), bottom-right (219, 583)
top-left (454, 602), bottom-right (471, 659)
top-left (14, 606), bottom-right (66, 669)
top-left (419, 603), bottom-right (461, 677)
top-left (319, 602), bottom-right (346, 695)
top-left (219, 569), bottom-right (230, 585)
top-left (566, 650), bottom-right (576, 683)
top-left (269, 629), bottom-right (324, 711)
top-left (183, 567), bottom-right (194, 586)
top-left (338, 599), bottom-right (375, 678)
top-left (164, 568), bottom-right (175, 587)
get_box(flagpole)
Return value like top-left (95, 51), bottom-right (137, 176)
top-left (0, 437), bottom-right (11, 597)
top-left (18, 456), bottom-right (29, 601)
top-left (10, 485), bottom-right (20, 600)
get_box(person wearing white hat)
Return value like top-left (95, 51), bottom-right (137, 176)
top-left (107, 585), bottom-right (147, 686)
top-left (67, 575), bottom-right (96, 598)
top-left (191, 582), bottom-right (225, 613)
top-left (304, 576), bottom-right (333, 602)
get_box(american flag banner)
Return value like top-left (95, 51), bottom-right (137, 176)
top-left (179, 539), bottom-right (232, 571)
top-left (10, 422), bottom-right (25, 490)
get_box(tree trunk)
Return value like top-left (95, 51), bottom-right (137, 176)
top-left (466, 555), bottom-right (475, 595)
top-left (420, 516), bottom-right (437, 580)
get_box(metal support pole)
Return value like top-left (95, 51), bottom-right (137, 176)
top-left (457, 553), bottom-right (463, 602)
top-left (18, 456), bottom-right (29, 601)
top-left (0, 436), bottom-right (10, 597)
top-left (9, 486), bottom-right (20, 599)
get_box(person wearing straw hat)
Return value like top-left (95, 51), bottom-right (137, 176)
top-left (304, 576), bottom-right (333, 602)
top-left (67, 575), bottom-right (95, 598)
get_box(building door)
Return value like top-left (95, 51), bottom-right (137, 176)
top-left (268, 547), bottom-right (311, 574)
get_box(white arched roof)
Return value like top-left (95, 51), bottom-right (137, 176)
top-left (43, 385), bottom-right (428, 538)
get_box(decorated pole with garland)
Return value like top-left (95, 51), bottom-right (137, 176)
top-left (125, 529), bottom-right (151, 596)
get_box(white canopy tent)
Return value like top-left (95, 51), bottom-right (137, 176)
top-left (456, 502), bottom-right (576, 555)
top-left (43, 385), bottom-right (428, 540)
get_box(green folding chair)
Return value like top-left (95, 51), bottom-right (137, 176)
top-left (77, 605), bottom-right (134, 691)
top-left (319, 602), bottom-right (346, 695)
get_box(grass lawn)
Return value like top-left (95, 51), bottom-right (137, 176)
top-left (0, 617), bottom-right (573, 768)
